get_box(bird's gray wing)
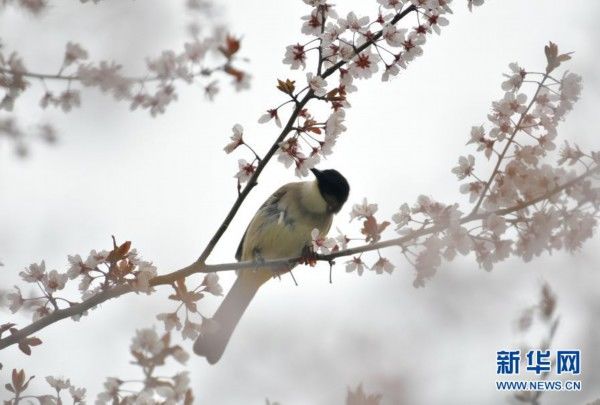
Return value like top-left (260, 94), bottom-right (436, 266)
top-left (235, 185), bottom-right (288, 261)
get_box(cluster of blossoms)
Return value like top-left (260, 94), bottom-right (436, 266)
top-left (0, 1), bottom-right (249, 118)
top-left (339, 199), bottom-right (394, 276)
top-left (2, 238), bottom-right (158, 354)
top-left (155, 274), bottom-right (223, 342)
top-left (96, 329), bottom-right (193, 404)
top-left (3, 369), bottom-right (86, 404)
top-left (0, 116), bottom-right (56, 157)
top-left (226, 0), bottom-right (486, 180)
top-left (332, 43), bottom-right (599, 287)
top-left (2, 330), bottom-right (192, 404)
top-left (288, 0), bottom-right (456, 82)
top-left (0, 34), bottom-right (248, 117)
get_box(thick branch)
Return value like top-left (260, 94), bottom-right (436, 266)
top-left (2, 164), bottom-right (596, 351)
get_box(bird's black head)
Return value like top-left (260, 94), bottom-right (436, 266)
top-left (311, 168), bottom-right (350, 214)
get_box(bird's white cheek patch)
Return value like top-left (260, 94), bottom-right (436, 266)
top-left (301, 181), bottom-right (328, 214)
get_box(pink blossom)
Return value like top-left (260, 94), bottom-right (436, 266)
top-left (311, 228), bottom-right (337, 253)
top-left (338, 12), bottom-right (369, 33)
top-left (346, 257), bottom-right (367, 276)
top-left (425, 10), bottom-right (449, 35)
top-left (501, 62), bottom-right (526, 92)
top-left (202, 273), bottom-right (223, 296)
top-left (223, 124), bottom-right (244, 154)
top-left (325, 109), bottom-right (346, 136)
top-left (460, 181), bottom-right (484, 202)
top-left (234, 159), bottom-right (256, 183)
top-left (258, 109), bottom-right (282, 127)
top-left (558, 141), bottom-right (583, 166)
top-left (377, 0), bottom-right (404, 11)
top-left (382, 24), bottom-right (406, 47)
top-left (350, 198), bottom-right (378, 221)
top-left (451, 154), bottom-right (475, 180)
top-left (485, 214), bottom-right (507, 236)
top-left (283, 44), bottom-right (307, 70)
top-left (64, 42), bottom-right (88, 66)
top-left (42, 269), bottom-right (68, 294)
top-left (306, 72), bottom-right (328, 97)
top-left (301, 11), bottom-right (323, 36)
top-left (157, 312), bottom-right (183, 332)
top-left (20, 261), bottom-right (46, 283)
top-left (349, 51), bottom-right (379, 79)
top-left (392, 203), bottom-right (411, 230)
top-left (295, 154), bottom-right (320, 177)
top-left (371, 257), bottom-right (394, 274)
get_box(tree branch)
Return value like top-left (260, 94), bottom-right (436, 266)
top-left (2, 163), bottom-right (596, 351)
top-left (195, 4), bottom-right (418, 264)
top-left (0, 4), bottom-right (421, 352)
top-left (469, 74), bottom-right (549, 216)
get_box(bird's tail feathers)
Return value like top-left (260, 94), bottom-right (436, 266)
top-left (193, 270), bottom-right (270, 364)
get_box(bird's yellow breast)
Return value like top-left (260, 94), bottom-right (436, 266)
top-left (240, 181), bottom-right (333, 262)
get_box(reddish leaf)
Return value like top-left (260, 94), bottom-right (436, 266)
top-left (276, 79), bottom-right (296, 95)
top-left (224, 66), bottom-right (244, 82)
top-left (18, 341), bottom-right (31, 355)
top-left (219, 35), bottom-right (241, 58)
top-left (106, 240), bottom-right (131, 263)
top-left (184, 389), bottom-right (194, 405)
top-left (16, 336), bottom-right (42, 356)
top-left (27, 337), bottom-right (42, 347)
top-left (361, 216), bottom-right (391, 243)
top-left (0, 323), bottom-right (16, 339)
top-left (544, 41), bottom-right (572, 73)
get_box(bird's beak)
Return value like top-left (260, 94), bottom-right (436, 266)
top-left (310, 168), bottom-right (321, 177)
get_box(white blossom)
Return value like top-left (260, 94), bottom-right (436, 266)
top-left (283, 44), bottom-right (306, 70)
top-left (349, 51), bottom-right (379, 79)
top-left (202, 273), bottom-right (223, 296)
top-left (20, 261), bottom-right (46, 283)
top-left (501, 62), bottom-right (525, 92)
top-left (311, 228), bottom-right (337, 253)
top-left (306, 72), bottom-right (328, 97)
top-left (131, 328), bottom-right (164, 355)
top-left (451, 154), bottom-right (475, 180)
top-left (234, 159), bottom-right (256, 183)
top-left (223, 124), bottom-right (244, 154)
top-left (392, 203), bottom-right (411, 230)
top-left (485, 214), bottom-right (507, 236)
top-left (42, 270), bottom-right (68, 294)
top-left (371, 257), bottom-right (394, 274)
top-left (346, 257), bottom-right (366, 275)
top-left (350, 198), bottom-right (378, 221)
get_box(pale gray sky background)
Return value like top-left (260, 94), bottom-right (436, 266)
top-left (1, 1), bottom-right (599, 404)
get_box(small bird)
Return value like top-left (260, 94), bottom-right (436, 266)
top-left (193, 168), bottom-right (350, 364)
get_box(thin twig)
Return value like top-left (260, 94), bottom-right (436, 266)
top-left (469, 74), bottom-right (549, 216)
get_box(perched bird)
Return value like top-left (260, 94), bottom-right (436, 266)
top-left (193, 168), bottom-right (350, 364)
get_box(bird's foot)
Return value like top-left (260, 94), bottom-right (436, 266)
top-left (299, 245), bottom-right (318, 267)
